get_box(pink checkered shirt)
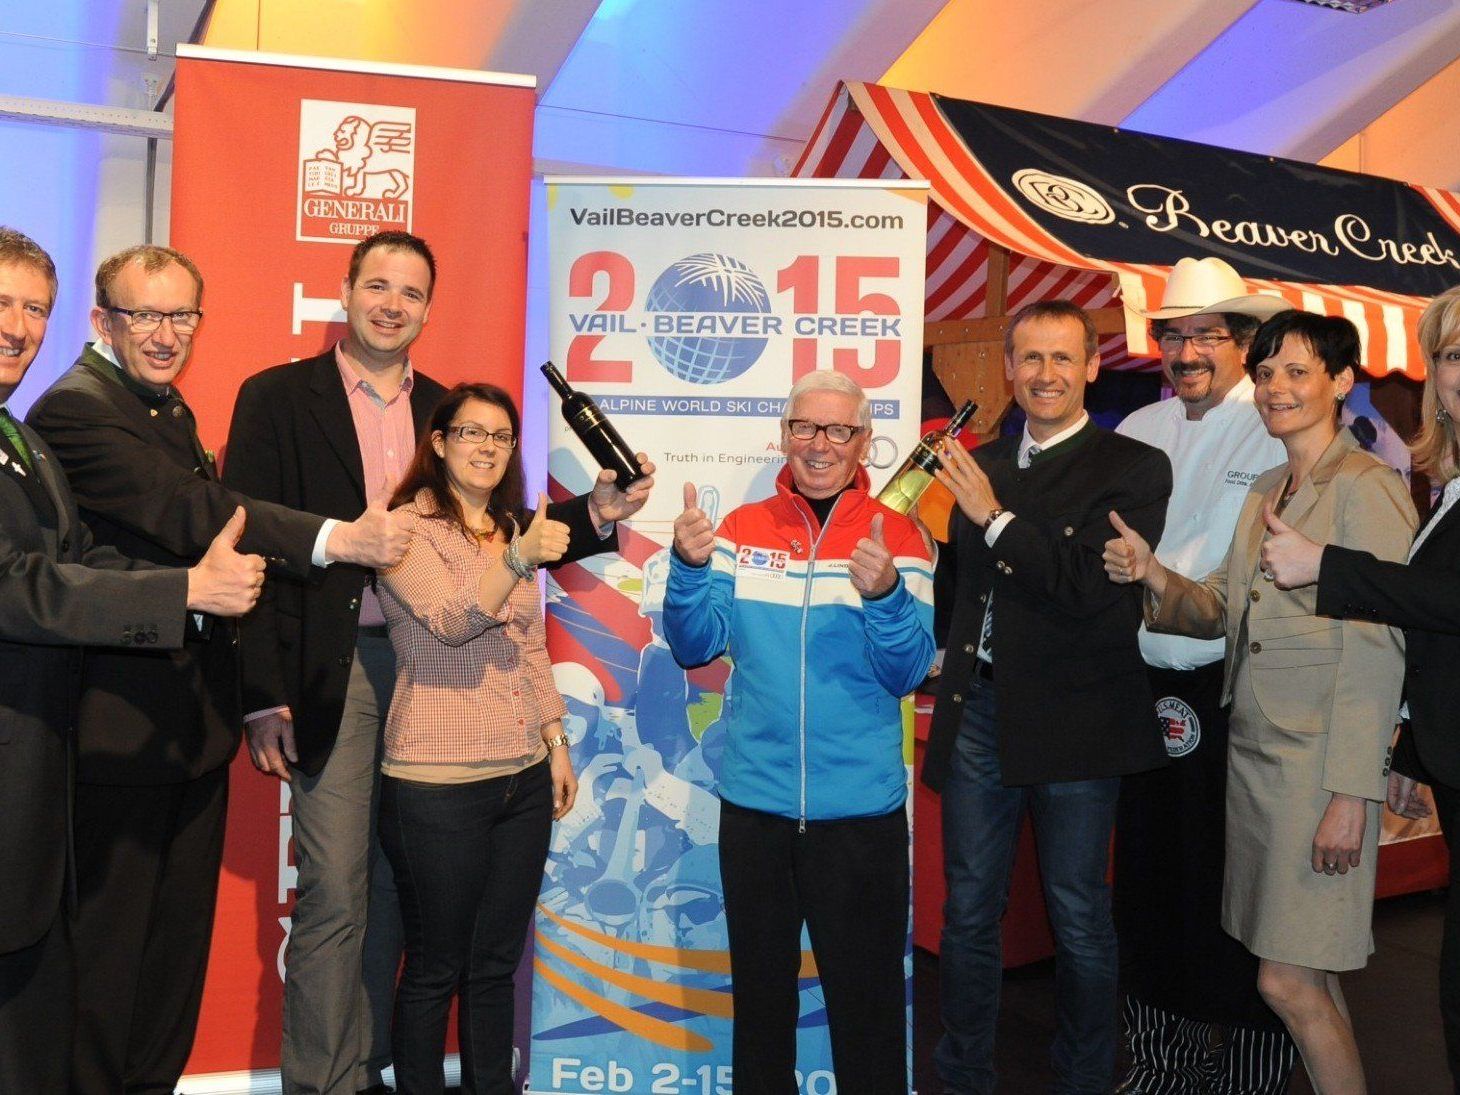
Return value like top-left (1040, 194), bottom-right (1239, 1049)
top-left (377, 492), bottom-right (566, 764)
top-left (336, 347), bottom-right (416, 627)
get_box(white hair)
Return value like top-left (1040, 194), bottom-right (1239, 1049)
top-left (781, 370), bottom-right (872, 430)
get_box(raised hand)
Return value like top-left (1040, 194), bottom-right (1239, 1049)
top-left (327, 497), bottom-right (412, 568)
top-left (590, 454), bottom-right (657, 525)
top-left (1103, 510), bottom-right (1163, 593)
top-left (1259, 501), bottom-right (1323, 590)
top-left (187, 506), bottom-right (266, 616)
top-left (672, 481), bottom-right (715, 566)
top-left (932, 440), bottom-right (1000, 527)
top-left (518, 493), bottom-right (571, 566)
top-left (246, 707), bottom-right (297, 782)
top-left (850, 513), bottom-right (898, 599)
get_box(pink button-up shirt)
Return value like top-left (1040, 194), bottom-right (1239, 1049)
top-left (377, 492), bottom-right (566, 764)
top-left (335, 347), bottom-right (415, 626)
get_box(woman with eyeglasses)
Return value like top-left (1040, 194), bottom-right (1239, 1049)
top-left (1260, 286), bottom-right (1460, 1088)
top-left (1105, 310), bottom-right (1416, 1093)
top-left (374, 382), bottom-right (639, 1094)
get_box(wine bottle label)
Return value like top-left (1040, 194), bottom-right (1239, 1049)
top-left (571, 404), bottom-right (606, 430)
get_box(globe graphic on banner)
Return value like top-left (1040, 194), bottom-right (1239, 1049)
top-left (644, 252), bottom-right (771, 384)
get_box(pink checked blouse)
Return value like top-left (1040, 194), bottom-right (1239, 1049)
top-left (378, 491), bottom-right (566, 764)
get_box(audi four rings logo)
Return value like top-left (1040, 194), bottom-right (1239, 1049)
top-left (1011, 169), bottom-right (1115, 225)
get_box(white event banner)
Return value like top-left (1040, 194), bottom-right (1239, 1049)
top-left (532, 178), bottom-right (929, 1095)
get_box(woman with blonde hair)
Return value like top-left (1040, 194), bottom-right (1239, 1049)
top-left (1106, 309), bottom-right (1415, 1092)
top-left (1263, 285), bottom-right (1460, 1087)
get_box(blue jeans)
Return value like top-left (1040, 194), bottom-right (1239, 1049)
top-left (379, 759), bottom-right (552, 1095)
top-left (935, 679), bottom-right (1120, 1094)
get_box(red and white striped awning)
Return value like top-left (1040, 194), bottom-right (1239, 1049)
top-left (794, 82), bottom-right (1437, 379)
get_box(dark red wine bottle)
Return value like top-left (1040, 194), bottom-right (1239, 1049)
top-left (541, 361), bottom-right (645, 490)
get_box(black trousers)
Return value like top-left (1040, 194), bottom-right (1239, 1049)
top-left (70, 766), bottom-right (228, 1095)
top-left (379, 760), bottom-right (553, 1095)
top-left (1428, 780), bottom-right (1460, 1093)
top-left (0, 911), bottom-right (73, 1094)
top-left (718, 798), bottom-right (908, 1095)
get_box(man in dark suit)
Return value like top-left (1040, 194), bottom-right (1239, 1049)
top-left (923, 299), bottom-right (1172, 1094)
top-left (224, 231), bottom-right (653, 1094)
top-left (25, 243), bottom-right (420, 1095)
top-left (0, 226), bottom-right (263, 1094)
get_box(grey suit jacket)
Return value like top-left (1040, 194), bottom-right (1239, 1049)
top-left (0, 417), bottom-right (187, 952)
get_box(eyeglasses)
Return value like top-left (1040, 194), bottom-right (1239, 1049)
top-left (1155, 331), bottom-right (1233, 352)
top-left (444, 425), bottom-right (516, 449)
top-left (785, 419), bottom-right (866, 444)
top-left (106, 307), bottom-right (203, 333)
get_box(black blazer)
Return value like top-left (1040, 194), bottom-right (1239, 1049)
top-left (223, 350), bottom-right (616, 777)
top-left (923, 421), bottom-right (1173, 790)
top-left (1317, 492), bottom-right (1460, 789)
top-left (0, 417), bottom-right (187, 952)
top-left (26, 346), bottom-right (325, 784)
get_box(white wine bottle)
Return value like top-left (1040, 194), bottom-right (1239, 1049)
top-left (875, 400), bottom-right (977, 514)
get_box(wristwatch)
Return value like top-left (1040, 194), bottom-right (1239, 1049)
top-left (544, 734), bottom-right (570, 751)
top-left (982, 508), bottom-right (1006, 531)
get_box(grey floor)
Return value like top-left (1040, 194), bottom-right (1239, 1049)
top-left (913, 889), bottom-right (1450, 1094)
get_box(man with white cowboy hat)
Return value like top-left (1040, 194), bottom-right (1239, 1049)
top-left (1113, 256), bottom-right (1299, 1094)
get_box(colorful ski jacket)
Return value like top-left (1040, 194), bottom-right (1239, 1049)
top-left (664, 465), bottom-right (935, 822)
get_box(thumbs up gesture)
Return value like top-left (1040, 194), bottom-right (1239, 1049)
top-left (1103, 509), bottom-right (1163, 589)
top-left (672, 482), bottom-right (716, 567)
top-left (518, 494), bottom-right (571, 566)
top-left (187, 506), bottom-right (266, 616)
top-left (1259, 501), bottom-right (1323, 590)
top-left (850, 512), bottom-right (898, 599)
top-left (327, 497), bottom-right (412, 568)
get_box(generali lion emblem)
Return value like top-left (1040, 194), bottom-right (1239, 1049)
top-left (1155, 695), bottom-right (1200, 759)
top-left (297, 99), bottom-right (416, 245)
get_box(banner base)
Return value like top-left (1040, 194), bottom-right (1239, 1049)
top-left (178, 1056), bottom-right (463, 1094)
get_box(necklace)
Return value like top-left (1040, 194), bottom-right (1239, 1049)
top-left (468, 518), bottom-right (497, 541)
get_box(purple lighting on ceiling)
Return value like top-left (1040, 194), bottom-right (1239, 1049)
top-left (1286, 0), bottom-right (1398, 12)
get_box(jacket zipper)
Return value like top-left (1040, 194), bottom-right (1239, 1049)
top-left (796, 495), bottom-right (840, 833)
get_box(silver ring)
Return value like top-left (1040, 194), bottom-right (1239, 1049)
top-left (1263, 569), bottom-right (1275, 582)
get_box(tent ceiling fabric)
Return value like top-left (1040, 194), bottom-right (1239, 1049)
top-left (796, 81), bottom-right (1457, 380)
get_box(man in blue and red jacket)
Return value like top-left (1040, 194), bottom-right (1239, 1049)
top-left (664, 370), bottom-right (934, 1093)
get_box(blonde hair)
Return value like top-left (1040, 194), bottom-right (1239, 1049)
top-left (1410, 286), bottom-right (1460, 483)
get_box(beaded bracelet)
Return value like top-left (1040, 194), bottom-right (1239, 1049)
top-left (503, 539), bottom-right (537, 581)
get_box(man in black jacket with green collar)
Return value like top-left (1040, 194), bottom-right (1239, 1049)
top-left (923, 300), bottom-right (1172, 1095)
top-left (26, 244), bottom-right (416, 1095)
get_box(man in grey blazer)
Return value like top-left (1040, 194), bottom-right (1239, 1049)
top-left (0, 226), bottom-right (263, 1094)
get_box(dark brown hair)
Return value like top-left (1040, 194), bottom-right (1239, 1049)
top-left (1004, 299), bottom-right (1098, 360)
top-left (347, 231), bottom-right (437, 300)
top-left (389, 383), bottom-right (526, 537)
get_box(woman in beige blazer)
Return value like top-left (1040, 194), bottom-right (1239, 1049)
top-left (1105, 310), bottom-right (1415, 1093)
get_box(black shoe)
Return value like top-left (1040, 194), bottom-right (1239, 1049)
top-left (357, 1086), bottom-right (394, 1095)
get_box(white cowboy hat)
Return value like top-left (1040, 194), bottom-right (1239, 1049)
top-left (1141, 256), bottom-right (1290, 320)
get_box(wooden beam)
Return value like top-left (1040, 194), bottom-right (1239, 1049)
top-left (984, 243), bottom-right (1009, 317)
top-left (924, 306), bottom-right (1128, 348)
top-left (931, 340), bottom-right (1013, 443)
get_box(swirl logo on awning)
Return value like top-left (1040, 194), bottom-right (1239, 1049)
top-left (1012, 169), bottom-right (1114, 225)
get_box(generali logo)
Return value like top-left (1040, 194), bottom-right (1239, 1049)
top-left (1011, 169), bottom-right (1115, 225)
top-left (296, 99), bottom-right (416, 245)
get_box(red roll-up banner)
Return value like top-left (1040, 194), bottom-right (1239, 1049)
top-left (169, 45), bottom-right (536, 1085)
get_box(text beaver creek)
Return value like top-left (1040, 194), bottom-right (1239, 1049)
top-left (1128, 184), bottom-right (1460, 270)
